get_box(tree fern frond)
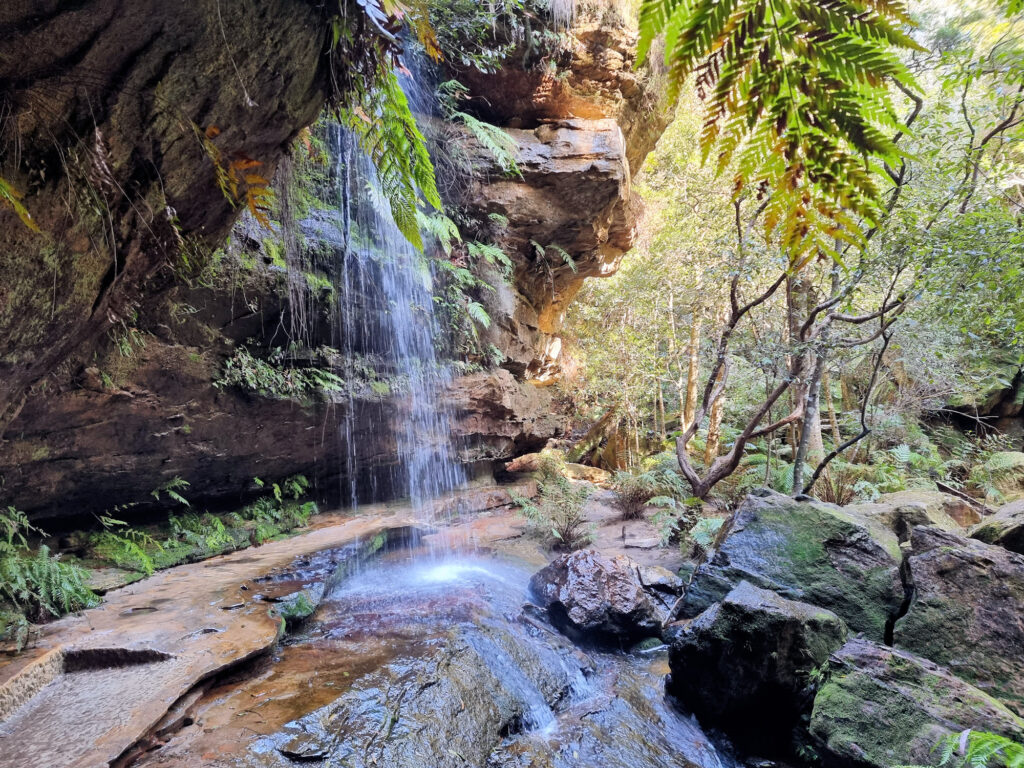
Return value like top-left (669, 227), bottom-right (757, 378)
top-left (637, 0), bottom-right (922, 261)
top-left (339, 66), bottom-right (439, 250)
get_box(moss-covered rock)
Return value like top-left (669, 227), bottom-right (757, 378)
top-left (848, 490), bottom-right (981, 538)
top-left (970, 499), bottom-right (1024, 555)
top-left (809, 639), bottom-right (1024, 768)
top-left (667, 581), bottom-right (847, 754)
top-left (677, 490), bottom-right (903, 641)
top-left (894, 526), bottom-right (1024, 715)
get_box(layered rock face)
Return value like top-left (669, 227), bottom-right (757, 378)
top-left (0, 10), bottom-right (668, 520)
top-left (455, 12), bottom-right (672, 383)
top-left (0, 0), bottom-right (330, 431)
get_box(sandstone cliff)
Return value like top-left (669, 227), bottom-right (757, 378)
top-left (0, 7), bottom-right (669, 521)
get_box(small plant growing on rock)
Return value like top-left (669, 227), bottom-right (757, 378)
top-left (89, 512), bottom-right (163, 576)
top-left (897, 730), bottom-right (1024, 768)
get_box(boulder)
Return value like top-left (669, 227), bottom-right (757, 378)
top-left (809, 639), bottom-right (1024, 768)
top-left (529, 550), bottom-right (663, 643)
top-left (875, 490), bottom-right (983, 527)
top-left (565, 462), bottom-right (613, 484)
top-left (970, 499), bottom-right (1024, 554)
top-left (503, 452), bottom-right (612, 484)
top-left (666, 581), bottom-right (847, 753)
top-left (678, 491), bottom-right (903, 641)
top-left (894, 526), bottom-right (1024, 715)
top-left (846, 490), bottom-right (982, 541)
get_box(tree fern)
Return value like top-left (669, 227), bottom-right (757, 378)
top-left (636, 0), bottom-right (925, 261)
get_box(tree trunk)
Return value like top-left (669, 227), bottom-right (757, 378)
top-left (704, 366), bottom-right (726, 465)
top-left (792, 349), bottom-right (826, 493)
top-left (657, 381), bottom-right (667, 442)
top-left (566, 405), bottom-right (619, 463)
top-left (823, 367), bottom-right (841, 448)
top-left (683, 306), bottom-right (702, 434)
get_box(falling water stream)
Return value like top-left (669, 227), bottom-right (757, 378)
top-left (129, 72), bottom-right (732, 768)
top-left (330, 123), bottom-right (465, 524)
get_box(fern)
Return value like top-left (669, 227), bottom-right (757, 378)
top-left (0, 546), bottom-right (98, 620)
top-left (418, 210), bottom-right (463, 255)
top-left (922, 730), bottom-right (1024, 768)
top-left (90, 514), bottom-right (162, 576)
top-left (192, 125), bottom-right (274, 228)
top-left (458, 111), bottom-right (522, 177)
top-left (636, 0), bottom-right (924, 261)
top-left (151, 476), bottom-right (191, 507)
top-left (890, 443), bottom-right (913, 465)
top-left (338, 67), bottom-right (440, 250)
top-left (170, 514), bottom-right (234, 555)
top-left (688, 516), bottom-right (725, 552)
top-left (1, 506), bottom-right (37, 554)
top-left (0, 508), bottom-right (98, 621)
top-left (467, 241), bottom-right (514, 277)
top-left (531, 240), bottom-right (577, 273)
top-left (511, 453), bottom-right (594, 550)
top-left (467, 301), bottom-right (492, 328)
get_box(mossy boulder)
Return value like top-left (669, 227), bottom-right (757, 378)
top-left (970, 499), bottom-right (1024, 555)
top-left (667, 581), bottom-right (847, 753)
top-left (894, 526), bottom-right (1024, 715)
top-left (677, 490), bottom-right (903, 641)
top-left (847, 490), bottom-right (981, 539)
top-left (809, 639), bottom-right (1024, 768)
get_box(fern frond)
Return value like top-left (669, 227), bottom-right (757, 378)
top-left (339, 67), bottom-right (440, 251)
top-left (637, 0), bottom-right (922, 261)
top-left (0, 176), bottom-right (41, 233)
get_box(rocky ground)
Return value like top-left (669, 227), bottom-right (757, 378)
top-left (1, 483), bottom-right (1021, 768)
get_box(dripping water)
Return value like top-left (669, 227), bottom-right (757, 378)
top-left (327, 101), bottom-right (465, 535)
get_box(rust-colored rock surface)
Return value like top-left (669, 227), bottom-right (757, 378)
top-left (0, 9), bottom-right (668, 521)
top-left (0, 483), bottom-right (535, 768)
top-left (455, 11), bottom-right (673, 385)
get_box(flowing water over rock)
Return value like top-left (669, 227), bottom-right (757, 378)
top-left (328, 116), bottom-right (465, 517)
top-left (132, 549), bottom-right (729, 768)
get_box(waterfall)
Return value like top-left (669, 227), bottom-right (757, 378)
top-left (327, 119), bottom-right (466, 522)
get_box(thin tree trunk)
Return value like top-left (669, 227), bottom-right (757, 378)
top-left (683, 306), bottom-right (702, 434)
top-left (823, 367), bottom-right (841, 448)
top-left (792, 349), bottom-right (826, 493)
top-left (657, 381), bottom-right (667, 442)
top-left (704, 366), bottom-right (726, 465)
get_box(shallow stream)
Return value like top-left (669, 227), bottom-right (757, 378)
top-left (132, 546), bottom-right (730, 768)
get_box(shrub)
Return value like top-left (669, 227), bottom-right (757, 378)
top-left (814, 462), bottom-right (861, 506)
top-left (512, 453), bottom-right (594, 550)
top-left (610, 471), bottom-right (662, 519)
top-left (611, 454), bottom-right (688, 520)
